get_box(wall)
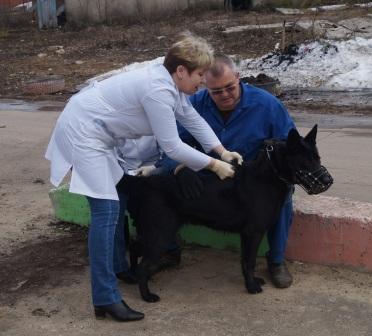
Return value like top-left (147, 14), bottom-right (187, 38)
top-left (64, 0), bottom-right (270, 24)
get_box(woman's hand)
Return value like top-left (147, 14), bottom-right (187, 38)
top-left (134, 165), bottom-right (156, 176)
top-left (220, 149), bottom-right (243, 165)
top-left (207, 159), bottom-right (235, 180)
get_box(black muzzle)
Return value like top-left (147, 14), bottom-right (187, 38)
top-left (295, 165), bottom-right (333, 195)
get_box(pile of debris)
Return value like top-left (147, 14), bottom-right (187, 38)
top-left (241, 73), bottom-right (281, 96)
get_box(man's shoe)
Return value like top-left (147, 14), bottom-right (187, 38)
top-left (116, 271), bottom-right (137, 284)
top-left (267, 260), bottom-right (293, 288)
top-left (94, 300), bottom-right (144, 322)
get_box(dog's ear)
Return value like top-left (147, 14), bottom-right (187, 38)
top-left (286, 128), bottom-right (301, 151)
top-left (304, 124), bottom-right (317, 145)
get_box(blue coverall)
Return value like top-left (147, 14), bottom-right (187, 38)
top-left (163, 82), bottom-right (296, 263)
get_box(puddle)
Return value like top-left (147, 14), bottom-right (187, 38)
top-left (284, 88), bottom-right (372, 108)
top-left (0, 99), bottom-right (65, 113)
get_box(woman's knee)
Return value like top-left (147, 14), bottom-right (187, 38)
top-left (87, 197), bottom-right (120, 227)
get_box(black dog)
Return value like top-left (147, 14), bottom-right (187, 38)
top-left (117, 125), bottom-right (333, 303)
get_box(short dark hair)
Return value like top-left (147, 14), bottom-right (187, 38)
top-left (208, 54), bottom-right (236, 78)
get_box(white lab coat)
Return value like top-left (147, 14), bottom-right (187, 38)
top-left (45, 64), bottom-right (220, 200)
top-left (116, 136), bottom-right (160, 173)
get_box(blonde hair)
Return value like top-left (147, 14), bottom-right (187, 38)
top-left (164, 32), bottom-right (214, 74)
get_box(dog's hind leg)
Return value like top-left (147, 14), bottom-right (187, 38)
top-left (137, 228), bottom-right (179, 303)
top-left (136, 203), bottom-right (181, 303)
top-left (129, 237), bottom-right (143, 275)
top-left (240, 231), bottom-right (266, 294)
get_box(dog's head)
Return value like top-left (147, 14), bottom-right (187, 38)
top-left (284, 125), bottom-right (333, 195)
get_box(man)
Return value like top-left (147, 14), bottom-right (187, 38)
top-left (162, 55), bottom-right (295, 288)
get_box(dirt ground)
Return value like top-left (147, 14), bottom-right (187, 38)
top-left (1, 6), bottom-right (372, 336)
top-left (0, 6), bottom-right (370, 99)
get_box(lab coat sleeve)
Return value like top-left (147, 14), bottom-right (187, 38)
top-left (176, 96), bottom-right (221, 154)
top-left (157, 122), bottom-right (203, 173)
top-left (141, 89), bottom-right (212, 171)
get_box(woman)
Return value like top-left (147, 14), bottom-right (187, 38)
top-left (45, 33), bottom-right (242, 322)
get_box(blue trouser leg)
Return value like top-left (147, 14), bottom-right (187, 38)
top-left (87, 196), bottom-right (122, 306)
top-left (267, 192), bottom-right (293, 264)
top-left (113, 192), bottom-right (130, 274)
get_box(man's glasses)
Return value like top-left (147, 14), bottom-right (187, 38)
top-left (208, 82), bottom-right (238, 96)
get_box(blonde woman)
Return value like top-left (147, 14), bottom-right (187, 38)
top-left (45, 33), bottom-right (242, 322)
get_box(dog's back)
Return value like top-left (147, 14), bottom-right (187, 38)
top-left (120, 160), bottom-right (287, 233)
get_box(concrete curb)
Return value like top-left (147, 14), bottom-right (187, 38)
top-left (287, 195), bottom-right (372, 272)
top-left (49, 185), bottom-right (372, 272)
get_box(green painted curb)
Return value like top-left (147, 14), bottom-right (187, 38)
top-left (49, 184), bottom-right (90, 227)
top-left (49, 184), bottom-right (268, 255)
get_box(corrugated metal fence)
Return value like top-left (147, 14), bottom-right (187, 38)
top-left (36, 0), bottom-right (57, 29)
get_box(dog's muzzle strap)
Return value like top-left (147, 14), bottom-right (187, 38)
top-left (296, 165), bottom-right (333, 195)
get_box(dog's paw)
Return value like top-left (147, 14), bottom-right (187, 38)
top-left (255, 276), bottom-right (266, 285)
top-left (245, 278), bottom-right (264, 294)
top-left (143, 293), bottom-right (160, 303)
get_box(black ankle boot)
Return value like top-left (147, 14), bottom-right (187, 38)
top-left (94, 300), bottom-right (144, 322)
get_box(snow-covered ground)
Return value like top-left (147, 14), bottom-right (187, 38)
top-left (239, 38), bottom-right (372, 90)
top-left (86, 57), bottom-right (164, 85)
top-left (86, 37), bottom-right (372, 91)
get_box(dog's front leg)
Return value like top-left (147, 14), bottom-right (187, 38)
top-left (240, 232), bottom-right (266, 294)
top-left (137, 259), bottom-right (161, 303)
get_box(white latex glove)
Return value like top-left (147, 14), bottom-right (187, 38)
top-left (208, 159), bottom-right (235, 180)
top-left (134, 165), bottom-right (156, 177)
top-left (220, 149), bottom-right (243, 165)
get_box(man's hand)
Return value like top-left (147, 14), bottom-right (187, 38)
top-left (221, 149), bottom-right (243, 165)
top-left (134, 165), bottom-right (156, 176)
top-left (175, 167), bottom-right (204, 199)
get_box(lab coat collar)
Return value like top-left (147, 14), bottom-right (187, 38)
top-left (155, 63), bottom-right (178, 89)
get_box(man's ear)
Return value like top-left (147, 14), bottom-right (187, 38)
top-left (286, 128), bottom-right (301, 151)
top-left (304, 124), bottom-right (318, 145)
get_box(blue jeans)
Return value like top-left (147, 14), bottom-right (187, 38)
top-left (113, 193), bottom-right (130, 275)
top-left (87, 193), bottom-right (130, 306)
top-left (266, 191), bottom-right (293, 264)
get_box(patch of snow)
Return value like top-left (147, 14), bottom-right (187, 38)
top-left (275, 8), bottom-right (304, 15)
top-left (85, 57), bottom-right (164, 84)
top-left (222, 23), bottom-right (284, 34)
top-left (239, 38), bottom-right (372, 90)
top-left (86, 37), bottom-right (372, 92)
top-left (14, 1), bottom-right (32, 11)
top-left (309, 4), bottom-right (347, 12)
top-left (354, 2), bottom-right (372, 8)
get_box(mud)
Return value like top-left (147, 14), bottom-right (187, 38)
top-left (0, 223), bottom-right (87, 306)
